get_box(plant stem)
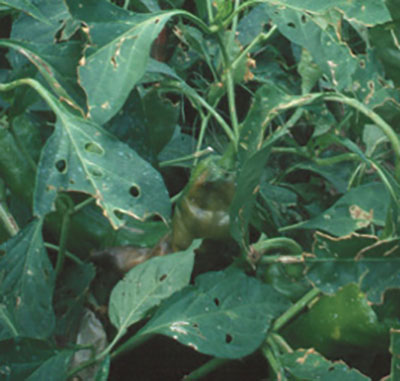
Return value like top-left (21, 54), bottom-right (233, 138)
top-left (252, 237), bottom-right (303, 256)
top-left (164, 81), bottom-right (236, 147)
top-left (262, 345), bottom-right (285, 380)
top-left (184, 358), bottom-right (230, 380)
top-left (110, 333), bottom-right (154, 359)
top-left (231, 25), bottom-right (277, 73)
top-left (206, 0), bottom-right (214, 24)
top-left (55, 209), bottom-right (71, 278)
top-left (271, 333), bottom-right (293, 354)
top-left (272, 287), bottom-right (320, 331)
top-left (45, 243), bottom-right (84, 265)
top-left (159, 147), bottom-right (214, 168)
top-left (217, 33), bottom-right (240, 145)
top-left (0, 202), bottom-right (19, 236)
top-left (72, 197), bottom-right (95, 214)
top-left (324, 94), bottom-right (400, 179)
top-left (123, 0), bottom-right (130, 10)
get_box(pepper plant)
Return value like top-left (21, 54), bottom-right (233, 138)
top-left (0, 0), bottom-right (400, 380)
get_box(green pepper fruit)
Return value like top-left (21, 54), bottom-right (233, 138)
top-left (172, 157), bottom-right (235, 250)
top-left (282, 283), bottom-right (388, 357)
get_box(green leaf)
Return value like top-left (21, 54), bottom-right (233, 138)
top-left (264, 5), bottom-right (358, 90)
top-left (389, 329), bottom-right (400, 381)
top-left (296, 182), bottom-right (389, 236)
top-left (239, 83), bottom-right (319, 160)
top-left (26, 351), bottom-right (73, 381)
top-left (109, 240), bottom-right (200, 332)
top-left (32, 81), bottom-right (171, 228)
top-left (142, 87), bottom-right (179, 154)
top-left (0, 339), bottom-right (59, 380)
top-left (0, 219), bottom-right (55, 340)
top-left (264, 0), bottom-right (391, 26)
top-left (280, 349), bottom-right (370, 380)
top-left (298, 48), bottom-right (322, 94)
top-left (139, 268), bottom-right (291, 359)
top-left (0, 39), bottom-right (85, 112)
top-left (0, 0), bottom-right (49, 24)
top-left (66, 0), bottom-right (182, 124)
top-left (306, 232), bottom-right (400, 303)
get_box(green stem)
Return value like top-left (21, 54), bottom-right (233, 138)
top-left (72, 197), bottom-right (95, 215)
top-left (45, 243), bottom-right (84, 265)
top-left (324, 94), bottom-right (400, 179)
top-left (216, 33), bottom-right (239, 145)
top-left (259, 254), bottom-right (303, 265)
top-left (262, 346), bottom-right (285, 380)
top-left (0, 202), bottom-right (19, 236)
top-left (179, 10), bottom-right (215, 35)
top-left (272, 287), bottom-right (320, 331)
top-left (221, 1), bottom-right (268, 30)
top-left (110, 333), bottom-right (154, 359)
top-left (227, 0), bottom-right (240, 49)
top-left (55, 209), bottom-right (71, 278)
top-left (184, 358), bottom-right (230, 380)
top-left (159, 147), bottom-right (214, 168)
top-left (252, 237), bottom-right (303, 256)
top-left (231, 25), bottom-right (277, 73)
top-left (164, 81), bottom-right (236, 147)
top-left (123, 0), bottom-right (130, 10)
top-left (314, 153), bottom-right (360, 166)
top-left (271, 333), bottom-right (293, 354)
top-left (206, 0), bottom-right (214, 24)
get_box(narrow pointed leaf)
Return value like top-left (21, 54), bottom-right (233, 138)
top-left (66, 0), bottom-right (182, 124)
top-left (0, 0), bottom-right (49, 24)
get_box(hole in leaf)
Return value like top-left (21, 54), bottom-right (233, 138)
top-left (193, 323), bottom-right (199, 328)
top-left (328, 366), bottom-right (334, 371)
top-left (114, 210), bottom-right (124, 220)
top-left (155, 18), bottom-right (160, 24)
top-left (159, 274), bottom-right (167, 282)
top-left (55, 159), bottom-right (67, 173)
top-left (129, 185), bottom-right (140, 198)
top-left (301, 14), bottom-right (307, 23)
top-left (88, 167), bottom-right (103, 178)
top-left (287, 22), bottom-right (296, 29)
top-left (214, 298), bottom-right (220, 307)
top-left (84, 142), bottom-right (104, 155)
top-left (225, 334), bottom-right (233, 344)
top-left (69, 179), bottom-right (75, 184)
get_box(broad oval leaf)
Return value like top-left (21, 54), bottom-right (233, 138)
top-left (0, 219), bottom-right (55, 340)
top-left (0, 0), bottom-right (49, 24)
top-left (138, 268), bottom-right (291, 359)
top-left (26, 351), bottom-right (73, 381)
top-left (109, 240), bottom-right (200, 332)
top-left (66, 0), bottom-right (182, 124)
top-left (32, 81), bottom-right (171, 228)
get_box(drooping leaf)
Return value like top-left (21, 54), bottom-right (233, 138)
top-left (9, 0), bottom-right (69, 45)
top-left (295, 182), bottom-right (389, 236)
top-left (263, 0), bottom-right (391, 26)
top-left (0, 339), bottom-right (59, 380)
top-left (306, 232), bottom-right (400, 303)
top-left (109, 240), bottom-right (200, 333)
top-left (0, 219), bottom-right (55, 340)
top-left (26, 350), bottom-right (73, 381)
top-left (0, 39), bottom-right (85, 112)
top-left (279, 349), bottom-right (370, 380)
top-left (138, 268), bottom-right (291, 359)
top-left (65, 0), bottom-right (182, 124)
top-left (0, 0), bottom-right (49, 24)
top-left (31, 80), bottom-right (171, 228)
top-left (264, 5), bottom-right (358, 90)
top-left (239, 83), bottom-right (320, 160)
